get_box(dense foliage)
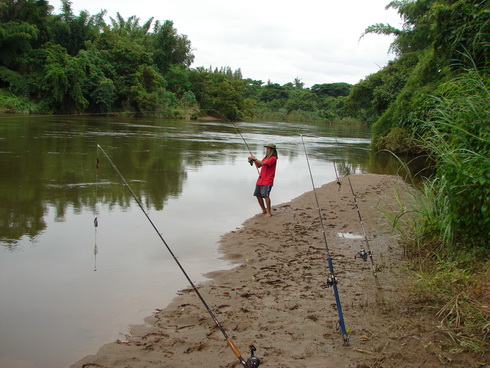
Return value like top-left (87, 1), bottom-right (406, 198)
top-left (370, 0), bottom-right (489, 353)
top-left (385, 70), bottom-right (490, 350)
top-left (353, 0), bottom-right (489, 145)
top-left (0, 0), bottom-right (354, 122)
top-left (359, 0), bottom-right (489, 249)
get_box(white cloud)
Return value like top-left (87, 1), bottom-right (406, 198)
top-left (50, 0), bottom-right (402, 87)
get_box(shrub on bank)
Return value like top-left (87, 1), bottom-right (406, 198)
top-left (0, 89), bottom-right (33, 113)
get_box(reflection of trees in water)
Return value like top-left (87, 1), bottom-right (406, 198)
top-left (0, 117), bottom-right (431, 247)
top-left (0, 119), bottom-right (193, 246)
top-left (0, 117), bottom-right (253, 246)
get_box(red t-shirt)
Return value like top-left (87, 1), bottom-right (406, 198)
top-left (256, 156), bottom-right (277, 186)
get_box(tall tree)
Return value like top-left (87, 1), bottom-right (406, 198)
top-left (152, 20), bottom-right (194, 74)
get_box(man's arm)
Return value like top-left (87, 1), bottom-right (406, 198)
top-left (248, 156), bottom-right (266, 168)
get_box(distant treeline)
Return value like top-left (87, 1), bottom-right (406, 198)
top-left (0, 0), bottom-right (488, 136)
top-left (0, 0), bottom-right (357, 123)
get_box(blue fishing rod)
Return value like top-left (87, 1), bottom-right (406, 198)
top-left (96, 145), bottom-right (260, 368)
top-left (299, 135), bottom-right (349, 345)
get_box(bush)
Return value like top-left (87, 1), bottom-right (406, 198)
top-left (420, 70), bottom-right (490, 248)
top-left (375, 127), bottom-right (422, 154)
top-left (0, 89), bottom-right (32, 113)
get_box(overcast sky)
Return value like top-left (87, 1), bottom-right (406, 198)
top-left (50, 0), bottom-right (403, 87)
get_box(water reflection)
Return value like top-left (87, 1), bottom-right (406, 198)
top-left (1, 117), bottom-right (381, 246)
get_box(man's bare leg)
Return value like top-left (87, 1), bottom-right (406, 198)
top-left (256, 197), bottom-right (267, 214)
top-left (264, 196), bottom-right (272, 216)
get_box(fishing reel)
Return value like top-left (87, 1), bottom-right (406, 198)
top-left (322, 275), bottom-right (338, 289)
top-left (355, 249), bottom-right (371, 262)
top-left (246, 345), bottom-right (260, 368)
top-left (248, 158), bottom-right (254, 166)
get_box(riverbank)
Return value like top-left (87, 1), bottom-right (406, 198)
top-left (71, 174), bottom-right (478, 368)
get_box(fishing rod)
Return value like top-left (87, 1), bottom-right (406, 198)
top-left (94, 157), bottom-right (100, 272)
top-left (346, 176), bottom-right (381, 287)
top-left (209, 110), bottom-right (261, 175)
top-left (332, 160), bottom-right (341, 191)
top-left (96, 145), bottom-right (261, 368)
top-left (299, 135), bottom-right (349, 345)
top-left (230, 120), bottom-right (255, 166)
top-left (331, 139), bottom-right (341, 191)
top-left (93, 217), bottom-right (99, 272)
top-left (229, 121), bottom-right (261, 177)
top-left (329, 137), bottom-right (379, 285)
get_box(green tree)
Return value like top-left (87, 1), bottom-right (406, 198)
top-left (152, 20), bottom-right (194, 74)
top-left (311, 82), bottom-right (351, 97)
top-left (165, 64), bottom-right (191, 96)
top-left (365, 0), bottom-right (489, 145)
top-left (0, 21), bottom-right (39, 68)
top-left (0, 0), bottom-right (52, 46)
top-left (242, 78), bottom-right (263, 100)
top-left (189, 69), bottom-right (248, 120)
top-left (40, 42), bottom-right (88, 112)
top-left (49, 0), bottom-right (105, 56)
top-left (259, 81), bottom-right (289, 108)
top-left (284, 88), bottom-right (318, 113)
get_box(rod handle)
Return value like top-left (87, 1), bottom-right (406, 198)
top-left (226, 338), bottom-right (242, 358)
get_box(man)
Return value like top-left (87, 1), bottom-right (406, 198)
top-left (248, 143), bottom-right (278, 217)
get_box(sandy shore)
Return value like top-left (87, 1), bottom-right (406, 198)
top-left (72, 174), bottom-right (480, 368)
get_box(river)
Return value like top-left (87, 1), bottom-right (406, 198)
top-left (0, 114), bottom-right (406, 368)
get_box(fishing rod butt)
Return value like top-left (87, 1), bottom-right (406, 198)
top-left (226, 339), bottom-right (261, 368)
top-left (226, 338), bottom-right (248, 367)
top-left (342, 335), bottom-right (350, 346)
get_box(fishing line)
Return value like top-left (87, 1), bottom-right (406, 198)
top-left (229, 121), bottom-right (262, 177)
top-left (208, 110), bottom-right (261, 177)
top-left (96, 144), bottom-right (260, 368)
top-left (230, 120), bottom-right (254, 163)
top-left (94, 156), bottom-right (100, 272)
top-left (346, 176), bottom-right (381, 287)
top-left (299, 135), bottom-right (349, 345)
